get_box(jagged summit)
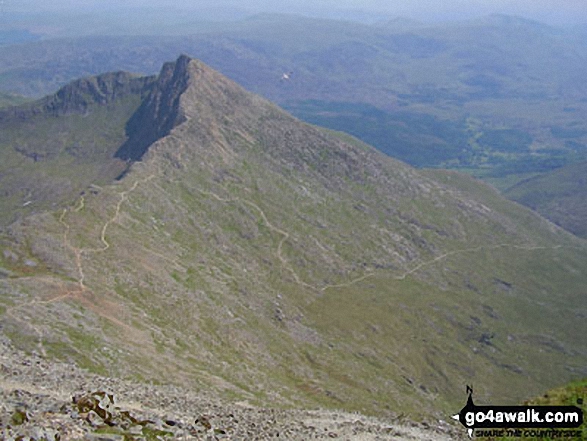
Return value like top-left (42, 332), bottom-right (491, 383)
top-left (115, 55), bottom-right (192, 161)
top-left (116, 54), bottom-right (290, 162)
top-left (122, 55), bottom-right (400, 188)
top-left (49, 71), bottom-right (153, 115)
top-left (115, 55), bottom-right (267, 161)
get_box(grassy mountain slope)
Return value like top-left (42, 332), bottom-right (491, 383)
top-left (0, 71), bottom-right (155, 226)
top-left (1, 57), bottom-right (586, 422)
top-left (504, 161), bottom-right (587, 238)
top-left (478, 378), bottom-right (587, 440)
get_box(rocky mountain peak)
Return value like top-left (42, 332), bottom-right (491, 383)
top-left (115, 54), bottom-right (267, 161)
top-left (2, 55), bottom-right (586, 428)
top-left (114, 56), bottom-right (191, 161)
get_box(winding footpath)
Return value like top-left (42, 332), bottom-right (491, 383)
top-left (198, 189), bottom-right (578, 294)
top-left (4, 175), bottom-right (155, 353)
top-left (4, 181), bottom-right (583, 357)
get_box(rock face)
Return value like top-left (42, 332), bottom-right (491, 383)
top-left (0, 68), bottom-right (154, 226)
top-left (46, 72), bottom-right (153, 116)
top-left (115, 55), bottom-right (191, 161)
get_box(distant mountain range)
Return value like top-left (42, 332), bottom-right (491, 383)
top-left (0, 14), bottom-right (585, 195)
top-left (0, 56), bottom-right (586, 422)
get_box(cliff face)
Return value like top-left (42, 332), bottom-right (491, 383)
top-left (47, 71), bottom-right (154, 115)
top-left (115, 55), bottom-right (191, 161)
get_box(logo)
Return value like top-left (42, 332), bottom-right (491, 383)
top-left (452, 386), bottom-right (584, 438)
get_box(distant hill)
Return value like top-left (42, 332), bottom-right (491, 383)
top-left (0, 29), bottom-right (41, 46)
top-left (1, 57), bottom-right (586, 423)
top-left (505, 161), bottom-right (587, 238)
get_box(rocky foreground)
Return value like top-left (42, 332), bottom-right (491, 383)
top-left (0, 336), bottom-right (462, 440)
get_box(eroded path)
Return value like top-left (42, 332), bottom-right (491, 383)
top-left (4, 178), bottom-right (583, 356)
top-left (4, 175), bottom-right (155, 353)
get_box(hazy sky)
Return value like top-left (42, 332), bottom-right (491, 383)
top-left (364, 0), bottom-right (587, 24)
top-left (4, 0), bottom-right (587, 25)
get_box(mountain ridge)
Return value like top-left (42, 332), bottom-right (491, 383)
top-left (1, 13), bottom-right (586, 192)
top-left (0, 70), bottom-right (153, 120)
top-left (1, 56), bottom-right (586, 423)
top-left (0, 70), bottom-right (154, 226)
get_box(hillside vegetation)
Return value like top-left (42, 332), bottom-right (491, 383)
top-left (478, 378), bottom-right (587, 440)
top-left (504, 161), bottom-right (587, 239)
